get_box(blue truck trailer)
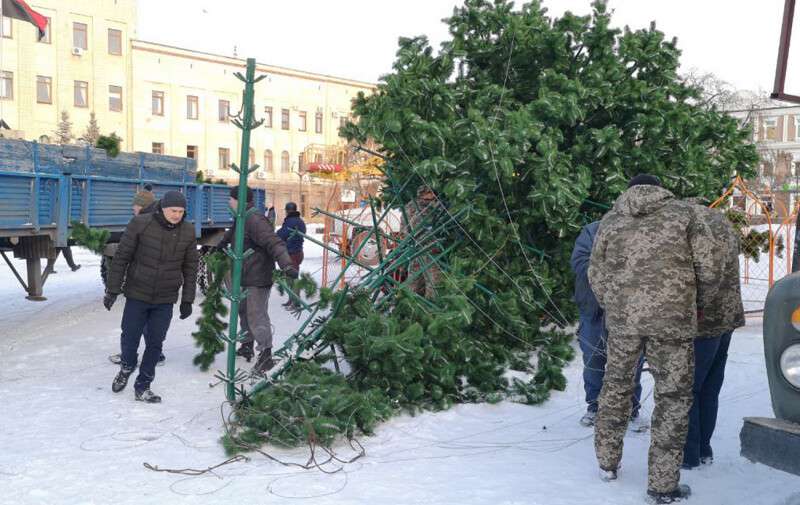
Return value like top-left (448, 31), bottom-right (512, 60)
top-left (0, 138), bottom-right (264, 300)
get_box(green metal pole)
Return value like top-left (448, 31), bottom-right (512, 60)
top-left (225, 58), bottom-right (258, 402)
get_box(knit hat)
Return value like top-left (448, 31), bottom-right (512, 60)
top-left (132, 188), bottom-right (155, 208)
top-left (285, 201), bottom-right (298, 212)
top-left (627, 174), bottom-right (662, 188)
top-left (229, 186), bottom-right (254, 203)
top-left (161, 190), bottom-right (187, 209)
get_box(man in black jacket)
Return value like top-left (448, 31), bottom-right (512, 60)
top-left (105, 190), bottom-right (199, 403)
top-left (218, 187), bottom-right (298, 372)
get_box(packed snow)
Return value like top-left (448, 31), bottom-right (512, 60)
top-left (1, 243), bottom-right (799, 505)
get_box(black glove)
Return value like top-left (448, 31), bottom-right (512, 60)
top-left (103, 292), bottom-right (118, 311)
top-left (285, 268), bottom-right (299, 280)
top-left (179, 302), bottom-right (193, 320)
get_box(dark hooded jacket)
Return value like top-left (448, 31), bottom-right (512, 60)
top-left (108, 203), bottom-right (199, 304)
top-left (277, 211), bottom-right (306, 254)
top-left (219, 205), bottom-right (295, 287)
top-left (571, 221), bottom-right (604, 337)
top-left (588, 185), bottom-right (721, 340)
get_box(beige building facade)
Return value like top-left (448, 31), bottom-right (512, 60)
top-left (0, 0), bottom-right (374, 221)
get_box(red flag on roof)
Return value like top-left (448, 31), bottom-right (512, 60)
top-left (2, 0), bottom-right (47, 39)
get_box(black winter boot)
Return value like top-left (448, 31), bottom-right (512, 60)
top-left (647, 484), bottom-right (691, 504)
top-left (253, 348), bottom-right (274, 374)
top-left (135, 389), bottom-right (162, 403)
top-left (112, 366), bottom-right (135, 393)
top-left (237, 341), bottom-right (254, 362)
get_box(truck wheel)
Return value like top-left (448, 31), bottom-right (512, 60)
top-left (197, 249), bottom-right (212, 296)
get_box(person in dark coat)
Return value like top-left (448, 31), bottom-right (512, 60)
top-left (570, 221), bottom-right (644, 428)
top-left (105, 190), bottom-right (199, 403)
top-left (217, 187), bottom-right (298, 372)
top-left (108, 187), bottom-right (164, 367)
top-left (277, 201), bottom-right (306, 270)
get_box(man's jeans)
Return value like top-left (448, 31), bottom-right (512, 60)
top-left (683, 330), bottom-right (733, 467)
top-left (120, 298), bottom-right (173, 392)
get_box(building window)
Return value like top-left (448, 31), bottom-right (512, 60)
top-left (187, 145), bottom-right (198, 160)
top-left (248, 148), bottom-right (255, 168)
top-left (219, 147), bottom-right (230, 170)
top-left (264, 106), bottom-right (272, 128)
top-left (38, 17), bottom-right (51, 44)
top-left (300, 193), bottom-right (307, 217)
top-left (0, 71), bottom-right (13, 100)
top-left (218, 99), bottom-right (230, 122)
top-left (109, 85), bottom-right (123, 112)
top-left (36, 76), bottom-right (52, 104)
top-left (152, 91), bottom-right (164, 116)
top-left (281, 108), bottom-right (290, 130)
top-left (795, 117), bottom-right (800, 141)
top-left (73, 22), bottom-right (88, 50)
top-left (339, 116), bottom-right (348, 130)
top-left (108, 28), bottom-right (122, 55)
top-left (314, 153), bottom-right (322, 163)
top-left (298, 111), bottom-right (307, 132)
top-left (315, 112), bottom-right (323, 134)
top-left (764, 118), bottom-right (779, 141)
top-left (74, 81), bottom-right (88, 108)
top-left (186, 95), bottom-right (199, 120)
top-left (298, 153), bottom-right (305, 171)
top-left (281, 150), bottom-right (290, 173)
top-left (152, 142), bottom-right (164, 155)
top-left (2, 17), bottom-right (12, 39)
top-left (264, 149), bottom-right (273, 172)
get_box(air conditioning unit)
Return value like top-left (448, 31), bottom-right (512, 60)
top-left (71, 47), bottom-right (85, 56)
top-left (256, 171), bottom-right (266, 179)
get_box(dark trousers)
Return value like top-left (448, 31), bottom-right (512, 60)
top-left (119, 298), bottom-right (173, 392)
top-left (683, 330), bottom-right (733, 467)
top-left (59, 247), bottom-right (79, 270)
top-left (578, 315), bottom-right (643, 415)
top-left (289, 251), bottom-right (304, 270)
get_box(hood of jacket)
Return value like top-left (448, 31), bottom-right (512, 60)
top-left (613, 184), bottom-right (675, 218)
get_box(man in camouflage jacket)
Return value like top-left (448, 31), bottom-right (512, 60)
top-left (588, 174), bottom-right (720, 501)
top-left (682, 202), bottom-right (745, 469)
top-left (404, 185), bottom-right (443, 298)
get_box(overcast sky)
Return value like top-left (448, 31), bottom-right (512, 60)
top-left (138, 0), bottom-right (793, 93)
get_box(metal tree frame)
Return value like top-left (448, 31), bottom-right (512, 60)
top-left (213, 65), bottom-right (457, 402)
top-left (215, 60), bottom-right (492, 405)
top-left (774, 0), bottom-right (800, 103)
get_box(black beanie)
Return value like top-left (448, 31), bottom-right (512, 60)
top-left (230, 186), bottom-right (254, 203)
top-left (627, 174), bottom-right (662, 188)
top-left (161, 190), bottom-right (187, 209)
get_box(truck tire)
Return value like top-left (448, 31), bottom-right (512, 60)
top-left (197, 248), bottom-right (212, 296)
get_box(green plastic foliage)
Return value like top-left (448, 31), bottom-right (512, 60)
top-left (224, 361), bottom-right (393, 450)
top-left (70, 222), bottom-right (110, 255)
top-left (227, 0), bottom-right (758, 451)
top-left (344, 0), bottom-right (758, 332)
top-left (192, 252), bottom-right (230, 370)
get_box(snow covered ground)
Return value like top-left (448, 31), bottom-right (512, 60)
top-left (1, 245), bottom-right (799, 505)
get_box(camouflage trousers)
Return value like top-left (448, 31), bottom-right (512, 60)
top-left (408, 258), bottom-right (441, 299)
top-left (595, 334), bottom-right (694, 493)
